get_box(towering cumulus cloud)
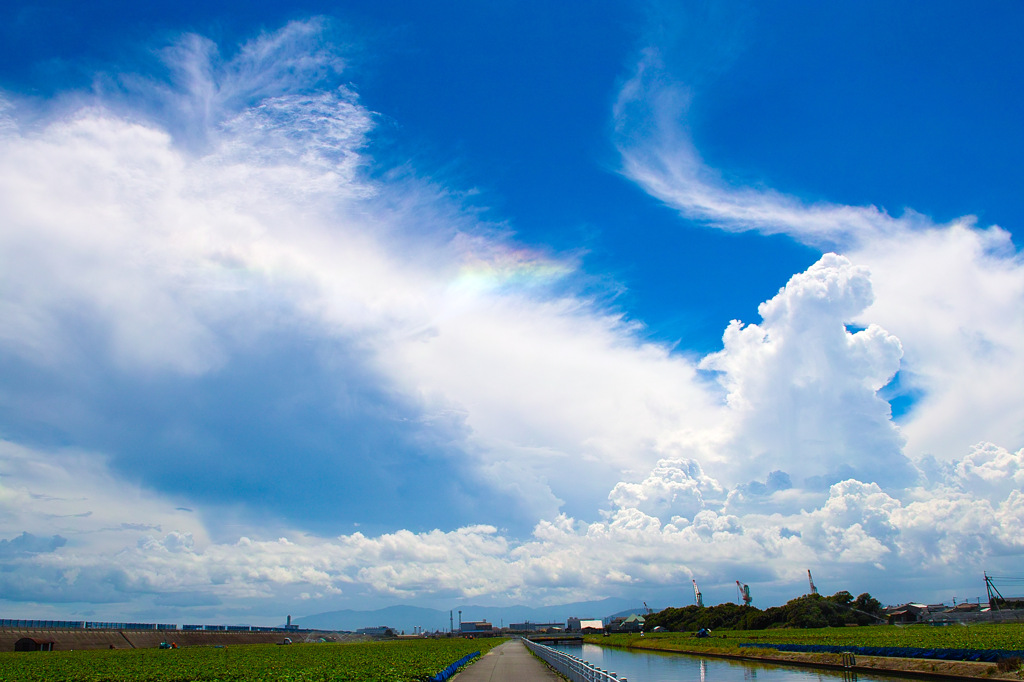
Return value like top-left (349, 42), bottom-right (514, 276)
top-left (700, 254), bottom-right (913, 490)
top-left (0, 17), bottom-right (1021, 621)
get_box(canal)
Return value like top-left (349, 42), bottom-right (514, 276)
top-left (551, 642), bottom-right (931, 682)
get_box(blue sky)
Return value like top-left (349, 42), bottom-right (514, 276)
top-left (1, 1), bottom-right (1023, 624)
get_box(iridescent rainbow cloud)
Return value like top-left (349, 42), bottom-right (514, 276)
top-left (451, 244), bottom-right (575, 295)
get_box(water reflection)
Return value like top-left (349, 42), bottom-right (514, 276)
top-left (551, 643), bottom-right (921, 682)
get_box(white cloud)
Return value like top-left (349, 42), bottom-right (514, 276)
top-left (607, 458), bottom-right (723, 522)
top-left (852, 225), bottom-right (1024, 461)
top-left (613, 49), bottom-right (902, 251)
top-left (0, 21), bottom-right (732, 524)
top-left (699, 254), bottom-right (914, 490)
top-left (614, 45), bottom-right (1024, 472)
top-left (0, 439), bottom-right (207, 550)
top-left (0, 22), bottom-right (729, 611)
top-left (2, 429), bottom-right (1023, 615)
top-left (799, 480), bottom-right (900, 565)
top-left (946, 442), bottom-right (1024, 499)
top-left (2, 18), bottom-right (1023, 620)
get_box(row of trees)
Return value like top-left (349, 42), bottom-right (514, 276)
top-left (644, 591), bottom-right (884, 631)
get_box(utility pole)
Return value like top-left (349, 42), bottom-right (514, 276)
top-left (450, 610), bottom-right (453, 634)
top-left (985, 572), bottom-right (1005, 610)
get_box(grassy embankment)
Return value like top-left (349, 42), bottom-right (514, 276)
top-left (585, 625), bottom-right (1024, 680)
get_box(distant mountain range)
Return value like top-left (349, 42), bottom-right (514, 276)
top-left (293, 597), bottom-right (651, 633)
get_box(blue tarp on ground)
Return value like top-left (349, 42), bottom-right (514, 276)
top-left (429, 650), bottom-right (481, 681)
top-left (739, 642), bottom-right (1024, 663)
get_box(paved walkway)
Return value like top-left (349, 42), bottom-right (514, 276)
top-left (453, 639), bottom-right (563, 681)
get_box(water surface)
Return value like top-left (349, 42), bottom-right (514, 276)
top-left (552, 642), bottom-right (932, 682)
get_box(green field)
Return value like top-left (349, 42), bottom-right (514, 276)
top-left (0, 637), bottom-right (506, 682)
top-left (590, 623), bottom-right (1024, 655)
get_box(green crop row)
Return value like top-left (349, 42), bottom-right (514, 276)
top-left (0, 637), bottom-right (506, 682)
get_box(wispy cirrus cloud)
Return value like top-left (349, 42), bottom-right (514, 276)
top-left (614, 49), bottom-right (905, 250)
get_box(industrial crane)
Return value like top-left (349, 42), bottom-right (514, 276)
top-left (692, 579), bottom-right (704, 608)
top-left (807, 569), bottom-right (818, 595)
top-left (735, 580), bottom-right (751, 606)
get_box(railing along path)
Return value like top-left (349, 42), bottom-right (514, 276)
top-left (522, 637), bottom-right (627, 682)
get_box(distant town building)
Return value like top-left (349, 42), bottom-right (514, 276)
top-left (356, 626), bottom-right (395, 636)
top-left (575, 619), bottom-right (604, 632)
top-left (509, 622), bottom-right (563, 632)
top-left (460, 621), bottom-right (492, 633)
top-left (608, 614), bottom-right (645, 633)
top-left (884, 603), bottom-right (930, 624)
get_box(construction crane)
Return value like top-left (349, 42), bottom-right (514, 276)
top-left (643, 601), bottom-right (653, 615)
top-left (692, 579), bottom-right (704, 608)
top-left (736, 580), bottom-right (751, 606)
top-left (807, 569), bottom-right (818, 595)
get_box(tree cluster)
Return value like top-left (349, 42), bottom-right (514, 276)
top-left (644, 591), bottom-right (884, 631)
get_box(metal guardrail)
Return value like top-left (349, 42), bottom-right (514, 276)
top-left (522, 637), bottom-right (627, 682)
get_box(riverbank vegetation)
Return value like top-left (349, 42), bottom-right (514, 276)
top-left (644, 591), bottom-right (885, 631)
top-left (590, 623), bottom-right (1024, 653)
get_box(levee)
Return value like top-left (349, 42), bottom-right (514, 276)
top-left (0, 628), bottom-right (359, 651)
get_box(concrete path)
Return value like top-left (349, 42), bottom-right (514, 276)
top-left (453, 639), bottom-right (563, 681)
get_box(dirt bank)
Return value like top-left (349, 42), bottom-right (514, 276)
top-left (0, 628), bottom-right (364, 651)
